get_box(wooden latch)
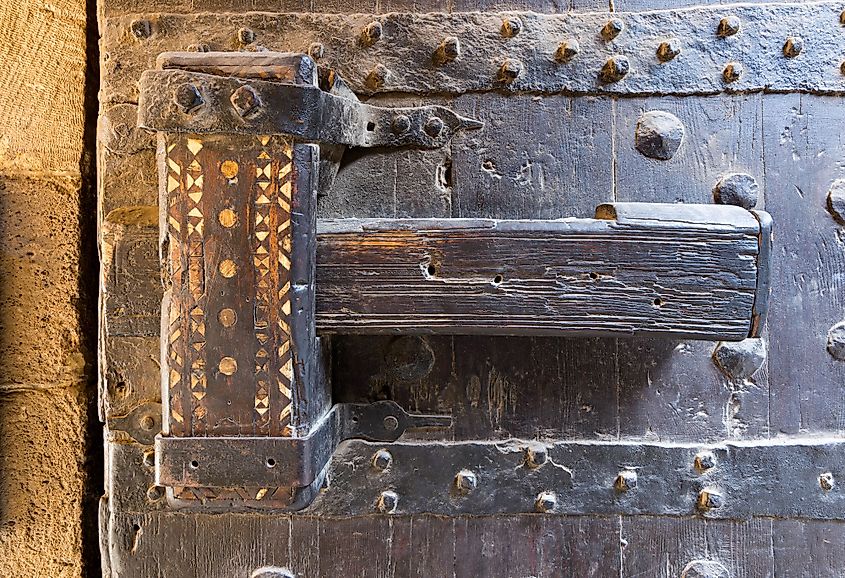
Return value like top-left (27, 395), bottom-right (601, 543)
top-left (138, 51), bottom-right (772, 509)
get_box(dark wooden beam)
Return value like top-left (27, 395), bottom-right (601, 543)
top-left (315, 203), bottom-right (769, 341)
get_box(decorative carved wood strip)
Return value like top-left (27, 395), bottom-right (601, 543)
top-left (162, 134), bottom-right (316, 438)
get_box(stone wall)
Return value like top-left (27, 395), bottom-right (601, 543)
top-left (0, 0), bottom-right (95, 573)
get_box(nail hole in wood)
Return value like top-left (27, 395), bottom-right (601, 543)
top-left (427, 264), bottom-right (436, 276)
top-left (653, 297), bottom-right (663, 307)
top-left (589, 272), bottom-right (599, 280)
top-left (493, 274), bottom-right (503, 284)
top-left (266, 457), bottom-right (277, 468)
top-left (366, 121), bottom-right (375, 131)
top-left (189, 459), bottom-right (199, 469)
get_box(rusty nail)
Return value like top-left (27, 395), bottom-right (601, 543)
top-left (723, 62), bottom-right (743, 83)
top-left (367, 64), bottom-right (390, 89)
top-left (455, 469), bottom-right (478, 493)
top-left (434, 36), bottom-right (461, 65)
top-left (525, 444), bottom-right (547, 468)
top-left (601, 18), bottom-right (624, 41)
top-left (501, 17), bottom-right (522, 38)
top-left (694, 450), bottom-right (717, 472)
top-left (820, 472), bottom-right (836, 491)
top-left (147, 485), bottom-right (165, 501)
top-left (130, 19), bottom-right (152, 39)
top-left (555, 39), bottom-right (580, 63)
top-left (498, 58), bottom-right (523, 83)
top-left (308, 42), bottom-right (325, 60)
top-left (238, 27), bottom-right (256, 45)
top-left (362, 21), bottom-right (383, 45)
top-left (600, 55), bottom-right (630, 84)
top-left (392, 114), bottom-right (411, 134)
top-left (174, 83), bottom-right (203, 112)
top-left (535, 491), bottom-right (557, 513)
top-left (377, 490), bottom-right (398, 513)
top-left (656, 39), bottom-right (681, 62)
top-left (372, 449), bottom-right (393, 471)
top-left (717, 15), bottom-right (741, 37)
top-left (697, 488), bottom-right (724, 511)
top-left (231, 85), bottom-right (260, 116)
top-left (615, 470), bottom-right (638, 492)
top-left (783, 36), bottom-right (804, 58)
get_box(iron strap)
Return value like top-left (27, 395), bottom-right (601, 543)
top-left (138, 68), bottom-right (481, 147)
top-left (310, 437), bottom-right (845, 520)
top-left (110, 2), bottom-right (845, 102)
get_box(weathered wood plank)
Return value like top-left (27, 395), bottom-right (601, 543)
top-left (613, 94), bottom-right (770, 441)
top-left (762, 94), bottom-right (845, 436)
top-left (332, 334), bottom-right (619, 441)
top-left (316, 206), bottom-right (762, 339)
top-left (450, 94), bottom-right (613, 220)
top-left (772, 520), bottom-right (845, 578)
top-left (621, 516), bottom-right (773, 578)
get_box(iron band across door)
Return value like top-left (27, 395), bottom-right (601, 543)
top-left (140, 51), bottom-right (772, 510)
top-left (110, 2), bottom-right (845, 105)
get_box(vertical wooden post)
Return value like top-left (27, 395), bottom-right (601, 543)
top-left (155, 59), bottom-right (325, 506)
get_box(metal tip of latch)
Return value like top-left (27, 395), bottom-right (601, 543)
top-left (457, 115), bottom-right (484, 131)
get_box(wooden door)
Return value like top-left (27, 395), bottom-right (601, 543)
top-left (99, 1), bottom-right (845, 576)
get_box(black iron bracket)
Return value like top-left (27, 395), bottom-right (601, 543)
top-left (155, 401), bottom-right (451, 491)
top-left (138, 52), bottom-right (482, 149)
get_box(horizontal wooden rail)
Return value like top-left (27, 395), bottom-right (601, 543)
top-left (315, 203), bottom-right (770, 340)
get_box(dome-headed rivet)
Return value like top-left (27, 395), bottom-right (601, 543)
top-left (366, 64), bottom-right (390, 89)
top-left (600, 55), bottom-right (630, 84)
top-left (238, 27), bottom-right (256, 45)
top-left (308, 42), bottom-right (325, 60)
top-left (392, 114), bottom-right (411, 134)
top-left (501, 17), bottom-right (522, 38)
top-left (525, 444), bottom-right (547, 468)
top-left (820, 472), bottom-right (836, 491)
top-left (614, 470), bottom-right (638, 492)
top-left (372, 449), bottom-right (393, 471)
top-left (555, 39), bottom-right (580, 63)
top-left (783, 36), bottom-right (804, 58)
top-left (713, 173), bottom-right (759, 209)
top-left (827, 179), bottom-right (845, 224)
top-left (697, 488), bottom-right (724, 511)
top-left (694, 450), bottom-right (717, 472)
top-left (828, 321), bottom-right (845, 360)
top-left (377, 490), bottom-right (398, 513)
top-left (434, 36), bottom-right (461, 65)
top-left (424, 116), bottom-right (444, 137)
top-left (498, 58), bottom-right (523, 83)
top-left (535, 491), bottom-right (557, 513)
top-left (657, 38), bottom-right (682, 62)
top-left (723, 62), bottom-right (743, 83)
top-left (130, 19), bottom-right (152, 39)
top-left (717, 16), bottom-right (741, 37)
top-left (361, 21), bottom-right (383, 46)
top-left (601, 18), bottom-right (624, 41)
top-left (454, 469), bottom-right (478, 493)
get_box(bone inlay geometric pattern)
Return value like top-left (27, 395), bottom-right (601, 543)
top-left (163, 134), bottom-right (295, 439)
